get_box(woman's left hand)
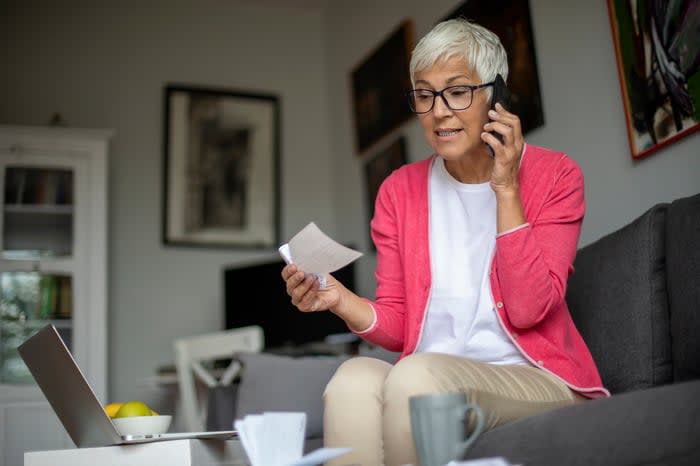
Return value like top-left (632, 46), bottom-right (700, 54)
top-left (482, 102), bottom-right (525, 193)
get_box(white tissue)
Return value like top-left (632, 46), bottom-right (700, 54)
top-left (234, 412), bottom-right (351, 466)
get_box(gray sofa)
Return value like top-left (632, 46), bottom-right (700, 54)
top-left (206, 345), bottom-right (397, 452)
top-left (209, 192), bottom-right (700, 465)
top-left (463, 192), bottom-right (700, 465)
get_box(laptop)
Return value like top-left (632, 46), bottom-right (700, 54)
top-left (17, 324), bottom-right (237, 447)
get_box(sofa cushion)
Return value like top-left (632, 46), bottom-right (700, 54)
top-left (228, 352), bottom-right (349, 439)
top-left (566, 203), bottom-right (672, 393)
top-left (463, 380), bottom-right (700, 466)
top-left (666, 193), bottom-right (700, 381)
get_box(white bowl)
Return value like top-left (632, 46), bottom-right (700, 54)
top-left (112, 415), bottom-right (172, 436)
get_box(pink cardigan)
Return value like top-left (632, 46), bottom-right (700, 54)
top-left (357, 145), bottom-right (610, 399)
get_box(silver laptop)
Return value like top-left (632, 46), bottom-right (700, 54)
top-left (18, 324), bottom-right (237, 447)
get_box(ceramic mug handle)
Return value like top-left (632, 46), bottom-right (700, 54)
top-left (455, 403), bottom-right (485, 458)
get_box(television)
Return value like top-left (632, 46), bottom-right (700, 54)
top-left (223, 258), bottom-right (356, 350)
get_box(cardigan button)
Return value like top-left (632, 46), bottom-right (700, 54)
top-left (511, 332), bottom-right (518, 340)
top-left (536, 360), bottom-right (544, 366)
top-left (495, 302), bottom-right (504, 308)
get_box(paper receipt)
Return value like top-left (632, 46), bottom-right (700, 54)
top-left (278, 222), bottom-right (363, 275)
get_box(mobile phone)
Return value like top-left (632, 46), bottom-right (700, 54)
top-left (486, 74), bottom-right (512, 157)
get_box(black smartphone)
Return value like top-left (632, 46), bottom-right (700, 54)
top-left (486, 74), bottom-right (512, 157)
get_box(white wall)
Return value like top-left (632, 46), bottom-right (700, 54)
top-left (324, 0), bottom-right (700, 298)
top-left (1, 0), bottom-right (334, 408)
top-left (1, 0), bottom-right (698, 410)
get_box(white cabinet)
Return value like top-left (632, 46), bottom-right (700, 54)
top-left (0, 125), bottom-right (112, 466)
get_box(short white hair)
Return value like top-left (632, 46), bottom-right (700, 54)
top-left (410, 18), bottom-right (508, 93)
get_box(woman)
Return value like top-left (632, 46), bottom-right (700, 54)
top-left (282, 18), bottom-right (609, 466)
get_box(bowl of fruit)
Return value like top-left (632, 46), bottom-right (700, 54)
top-left (105, 400), bottom-right (172, 436)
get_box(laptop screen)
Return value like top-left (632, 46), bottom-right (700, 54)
top-left (18, 324), bottom-right (237, 448)
top-left (18, 324), bottom-right (124, 447)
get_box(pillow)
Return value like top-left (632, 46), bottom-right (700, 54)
top-left (358, 344), bottom-right (400, 364)
top-left (232, 352), bottom-right (350, 439)
top-left (566, 202), bottom-right (672, 393)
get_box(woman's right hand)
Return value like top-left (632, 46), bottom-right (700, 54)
top-left (282, 264), bottom-right (342, 313)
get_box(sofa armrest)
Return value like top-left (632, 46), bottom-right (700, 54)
top-left (464, 380), bottom-right (700, 466)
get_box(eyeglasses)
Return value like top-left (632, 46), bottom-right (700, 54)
top-left (405, 82), bottom-right (494, 114)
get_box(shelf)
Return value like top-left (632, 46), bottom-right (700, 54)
top-left (4, 204), bottom-right (73, 215)
top-left (0, 319), bottom-right (72, 330)
top-left (2, 205), bottom-right (74, 256)
top-left (21, 319), bottom-right (72, 330)
top-left (1, 250), bottom-right (73, 261)
top-left (0, 257), bottom-right (74, 272)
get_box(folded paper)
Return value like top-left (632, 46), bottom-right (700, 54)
top-left (278, 222), bottom-right (363, 274)
top-left (234, 411), bottom-right (351, 466)
top-left (279, 222), bottom-right (363, 289)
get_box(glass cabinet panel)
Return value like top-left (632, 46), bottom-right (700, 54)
top-left (0, 271), bottom-right (72, 384)
top-left (3, 166), bottom-right (74, 259)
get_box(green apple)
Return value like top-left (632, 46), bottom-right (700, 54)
top-left (113, 400), bottom-right (153, 418)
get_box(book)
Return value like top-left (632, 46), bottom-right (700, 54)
top-left (57, 276), bottom-right (72, 319)
top-left (38, 275), bottom-right (57, 319)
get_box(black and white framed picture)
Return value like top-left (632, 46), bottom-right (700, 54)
top-left (162, 84), bottom-right (280, 249)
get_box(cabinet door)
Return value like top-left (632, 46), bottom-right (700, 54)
top-left (0, 151), bottom-right (79, 260)
top-left (1, 402), bottom-right (73, 466)
top-left (0, 152), bottom-right (81, 389)
top-left (1, 165), bottom-right (74, 258)
top-left (0, 271), bottom-right (75, 385)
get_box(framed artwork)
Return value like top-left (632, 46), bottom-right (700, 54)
top-left (442, 0), bottom-right (544, 135)
top-left (162, 84), bottom-right (280, 249)
top-left (351, 19), bottom-right (415, 155)
top-left (364, 136), bottom-right (408, 250)
top-left (608, 0), bottom-right (700, 160)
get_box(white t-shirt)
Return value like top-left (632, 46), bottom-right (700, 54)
top-left (415, 157), bottom-right (528, 365)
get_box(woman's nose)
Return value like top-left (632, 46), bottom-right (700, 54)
top-left (432, 94), bottom-right (453, 117)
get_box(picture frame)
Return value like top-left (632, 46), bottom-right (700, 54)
top-left (607, 0), bottom-right (700, 160)
top-left (364, 136), bottom-right (408, 250)
top-left (162, 84), bottom-right (280, 249)
top-left (351, 19), bottom-right (415, 155)
top-left (442, 0), bottom-right (545, 135)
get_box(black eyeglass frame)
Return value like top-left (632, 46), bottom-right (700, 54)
top-left (405, 82), bottom-right (494, 114)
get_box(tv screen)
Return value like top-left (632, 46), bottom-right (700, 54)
top-left (223, 259), bottom-right (356, 349)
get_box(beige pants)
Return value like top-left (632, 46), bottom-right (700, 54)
top-left (323, 352), bottom-right (582, 466)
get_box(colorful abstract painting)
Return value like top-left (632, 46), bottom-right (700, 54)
top-left (608, 0), bottom-right (700, 159)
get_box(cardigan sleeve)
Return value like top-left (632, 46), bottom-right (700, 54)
top-left (494, 154), bottom-right (585, 329)
top-left (355, 172), bottom-right (409, 352)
